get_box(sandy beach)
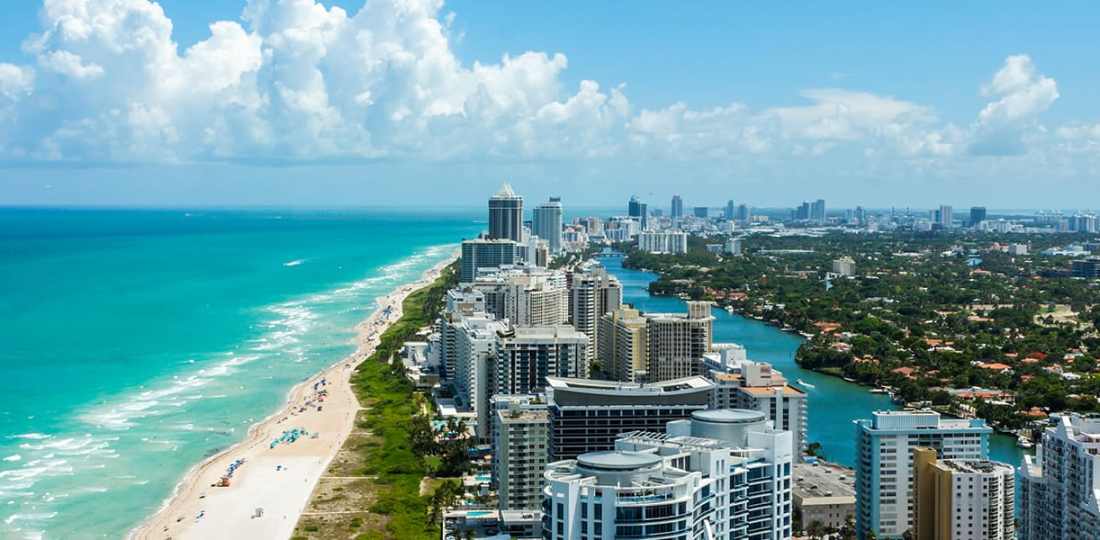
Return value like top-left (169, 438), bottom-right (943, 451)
top-left (130, 255), bottom-right (455, 540)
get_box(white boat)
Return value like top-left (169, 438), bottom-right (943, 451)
top-left (1017, 435), bottom-right (1034, 449)
top-left (796, 379), bottom-right (815, 389)
top-left (725, 305), bottom-right (735, 314)
top-left (870, 388), bottom-right (888, 394)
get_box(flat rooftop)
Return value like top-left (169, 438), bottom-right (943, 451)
top-left (794, 462), bottom-right (856, 503)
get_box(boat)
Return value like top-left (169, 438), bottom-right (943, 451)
top-left (796, 379), bottom-right (815, 389)
top-left (725, 305), bottom-right (735, 314)
top-left (1017, 435), bottom-right (1034, 449)
top-left (843, 377), bottom-right (857, 383)
top-left (870, 388), bottom-right (889, 394)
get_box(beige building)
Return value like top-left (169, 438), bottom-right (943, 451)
top-left (645, 301), bottom-right (714, 381)
top-left (569, 267), bottom-right (622, 368)
top-left (913, 447), bottom-right (1015, 540)
top-left (596, 306), bottom-right (648, 382)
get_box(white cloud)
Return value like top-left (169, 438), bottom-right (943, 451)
top-left (0, 0), bottom-right (1078, 172)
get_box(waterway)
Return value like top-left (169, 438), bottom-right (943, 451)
top-left (599, 254), bottom-right (1027, 470)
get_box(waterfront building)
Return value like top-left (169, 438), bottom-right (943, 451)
top-left (702, 345), bottom-right (807, 453)
top-left (495, 325), bottom-right (588, 395)
top-left (1018, 413), bottom-right (1100, 540)
top-left (832, 256), bottom-right (856, 277)
top-left (912, 448), bottom-right (1014, 540)
top-left (725, 200), bottom-right (736, 220)
top-left (628, 195), bottom-right (648, 231)
top-left (453, 313), bottom-right (509, 440)
top-left (854, 411), bottom-right (992, 539)
top-left (597, 306), bottom-right (649, 382)
top-left (545, 375), bottom-right (714, 460)
top-left (533, 197), bottom-right (564, 255)
top-left (568, 267), bottom-right (623, 368)
top-left (1072, 257), bottom-right (1100, 278)
top-left (460, 238), bottom-right (519, 283)
top-left (671, 194), bottom-right (684, 220)
top-left (794, 462), bottom-right (856, 533)
top-left (969, 206), bottom-right (987, 227)
top-left (542, 409), bottom-right (794, 540)
top-left (493, 401), bottom-right (550, 511)
top-left (637, 230), bottom-right (688, 254)
top-left (489, 183), bottom-right (524, 242)
top-left (646, 301), bottom-right (714, 381)
top-left (693, 206), bottom-right (709, 219)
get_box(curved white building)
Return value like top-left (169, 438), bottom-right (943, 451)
top-left (542, 409), bottom-right (793, 540)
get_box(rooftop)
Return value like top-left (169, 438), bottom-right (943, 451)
top-left (577, 451), bottom-right (662, 471)
top-left (738, 385), bottom-right (806, 397)
top-left (794, 462), bottom-right (856, 503)
top-left (692, 409), bottom-right (766, 425)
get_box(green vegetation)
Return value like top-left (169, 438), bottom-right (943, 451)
top-left (625, 231), bottom-right (1100, 432)
top-left (294, 262), bottom-right (460, 540)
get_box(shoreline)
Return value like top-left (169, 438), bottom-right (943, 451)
top-left (130, 253), bottom-right (457, 540)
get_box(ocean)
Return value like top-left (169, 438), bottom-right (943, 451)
top-left (0, 208), bottom-right (482, 539)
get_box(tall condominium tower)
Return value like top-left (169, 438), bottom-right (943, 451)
top-left (855, 411), bottom-right (991, 539)
top-left (489, 183), bottom-right (524, 242)
top-left (532, 197), bottom-right (563, 255)
top-left (913, 448), bottom-right (1015, 540)
top-left (568, 267), bottom-right (622, 369)
top-left (671, 194), bottom-right (684, 220)
top-left (645, 301), bottom-right (714, 381)
top-left (1019, 413), bottom-right (1100, 540)
top-left (494, 325), bottom-right (588, 395)
top-left (724, 199), bottom-right (736, 220)
top-left (969, 206), bottom-right (987, 227)
top-left (597, 306), bottom-right (649, 382)
top-left (811, 199), bottom-right (827, 224)
top-left (628, 195), bottom-right (648, 230)
top-left (492, 400), bottom-right (549, 511)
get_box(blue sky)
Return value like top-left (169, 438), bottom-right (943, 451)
top-left (0, 1), bottom-right (1098, 209)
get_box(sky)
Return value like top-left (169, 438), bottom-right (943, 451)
top-left (0, 1), bottom-right (1098, 209)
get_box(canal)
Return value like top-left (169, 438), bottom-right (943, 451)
top-left (599, 254), bottom-right (1026, 470)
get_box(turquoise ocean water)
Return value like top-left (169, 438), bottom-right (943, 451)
top-left (0, 208), bottom-right (482, 539)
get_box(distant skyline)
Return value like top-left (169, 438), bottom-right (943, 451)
top-left (1, 1), bottom-right (1099, 208)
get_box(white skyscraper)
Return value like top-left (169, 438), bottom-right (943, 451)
top-left (1019, 413), bottom-right (1100, 540)
top-left (533, 197), bottom-right (564, 255)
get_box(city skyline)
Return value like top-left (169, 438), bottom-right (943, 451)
top-left (1, 1), bottom-right (1099, 208)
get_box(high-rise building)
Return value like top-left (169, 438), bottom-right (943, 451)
top-left (937, 205), bottom-right (954, 229)
top-left (855, 411), bottom-right (991, 539)
top-left (811, 199), bottom-right (827, 224)
top-left (969, 206), bottom-right (987, 227)
top-left (628, 195), bottom-right (648, 231)
top-left (913, 448), bottom-right (1015, 540)
top-left (489, 183), bottom-right (524, 242)
top-left (671, 194), bottom-right (684, 220)
top-left (493, 401), bottom-right (549, 511)
top-left (532, 197), bottom-right (564, 255)
top-left (736, 203), bottom-right (752, 224)
top-left (495, 325), bottom-right (588, 395)
top-left (646, 301), bottom-right (714, 381)
top-left (451, 313), bottom-right (509, 440)
top-left (543, 409), bottom-right (794, 540)
top-left (545, 375), bottom-right (714, 460)
top-left (568, 267), bottom-right (622, 368)
top-left (724, 200), bottom-right (736, 220)
top-left (1019, 413), bottom-right (1100, 540)
top-left (796, 202), bottom-right (811, 221)
top-left (637, 230), bottom-right (688, 254)
top-left (597, 306), bottom-right (648, 382)
top-left (501, 270), bottom-right (569, 327)
top-left (459, 238), bottom-right (519, 283)
top-left (724, 236), bottom-right (743, 256)
top-left (693, 206), bottom-right (709, 218)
